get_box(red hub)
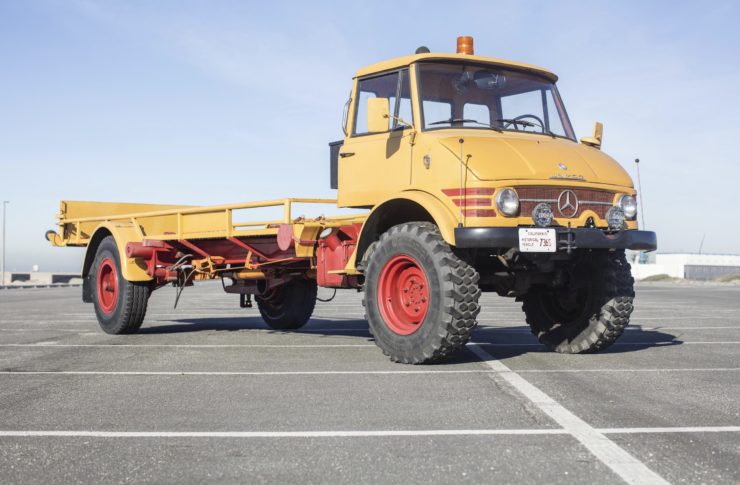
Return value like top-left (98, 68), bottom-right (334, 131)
top-left (377, 255), bottom-right (430, 335)
top-left (97, 258), bottom-right (119, 314)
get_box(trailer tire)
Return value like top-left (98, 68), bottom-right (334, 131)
top-left (522, 250), bottom-right (634, 353)
top-left (92, 236), bottom-right (150, 334)
top-left (256, 279), bottom-right (317, 330)
top-left (363, 222), bottom-right (480, 364)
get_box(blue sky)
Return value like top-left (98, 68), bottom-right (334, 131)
top-left (1, 0), bottom-right (739, 272)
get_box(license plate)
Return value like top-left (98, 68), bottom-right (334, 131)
top-left (518, 228), bottom-right (557, 253)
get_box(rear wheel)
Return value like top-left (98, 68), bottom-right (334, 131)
top-left (256, 279), bottom-right (317, 330)
top-left (522, 250), bottom-right (634, 353)
top-left (92, 236), bottom-right (150, 334)
top-left (363, 222), bottom-right (480, 364)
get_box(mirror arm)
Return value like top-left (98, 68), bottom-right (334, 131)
top-left (384, 113), bottom-right (414, 130)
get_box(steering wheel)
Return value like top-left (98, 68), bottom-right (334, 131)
top-left (504, 114), bottom-right (545, 132)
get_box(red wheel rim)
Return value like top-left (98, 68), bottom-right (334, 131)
top-left (377, 255), bottom-right (430, 335)
top-left (96, 258), bottom-right (118, 314)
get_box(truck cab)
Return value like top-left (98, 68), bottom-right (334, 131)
top-left (336, 38), bottom-right (654, 249)
top-left (332, 37), bottom-right (656, 362)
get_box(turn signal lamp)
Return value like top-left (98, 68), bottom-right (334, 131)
top-left (456, 36), bottom-right (474, 55)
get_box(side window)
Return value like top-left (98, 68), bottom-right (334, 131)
top-left (353, 69), bottom-right (413, 135)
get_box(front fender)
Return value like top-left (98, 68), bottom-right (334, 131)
top-left (387, 190), bottom-right (459, 244)
top-left (346, 190), bottom-right (460, 273)
top-left (84, 222), bottom-right (151, 282)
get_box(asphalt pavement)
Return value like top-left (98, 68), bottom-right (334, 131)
top-left (0, 282), bottom-right (738, 484)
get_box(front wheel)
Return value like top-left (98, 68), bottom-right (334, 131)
top-left (522, 250), bottom-right (635, 353)
top-left (363, 222), bottom-right (481, 364)
top-left (91, 236), bottom-right (150, 334)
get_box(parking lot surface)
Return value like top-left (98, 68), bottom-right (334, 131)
top-left (0, 282), bottom-right (738, 484)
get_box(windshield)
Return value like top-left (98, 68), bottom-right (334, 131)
top-left (417, 62), bottom-right (576, 140)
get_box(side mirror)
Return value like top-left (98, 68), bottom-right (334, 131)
top-left (367, 97), bottom-right (389, 133)
top-left (580, 121), bottom-right (603, 149)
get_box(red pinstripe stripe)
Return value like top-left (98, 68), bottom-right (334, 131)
top-left (442, 188), bottom-right (496, 197)
top-left (451, 198), bottom-right (492, 207)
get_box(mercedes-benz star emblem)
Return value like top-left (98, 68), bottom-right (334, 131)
top-left (557, 190), bottom-right (579, 218)
top-left (558, 163), bottom-right (568, 170)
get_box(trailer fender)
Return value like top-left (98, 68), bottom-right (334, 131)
top-left (348, 191), bottom-right (458, 273)
top-left (81, 222), bottom-right (151, 302)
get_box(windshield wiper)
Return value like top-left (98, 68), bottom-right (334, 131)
top-left (495, 118), bottom-right (558, 138)
top-left (428, 118), bottom-right (502, 132)
top-left (429, 118), bottom-right (478, 125)
top-left (495, 118), bottom-right (537, 128)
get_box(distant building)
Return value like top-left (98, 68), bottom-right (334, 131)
top-left (629, 252), bottom-right (740, 280)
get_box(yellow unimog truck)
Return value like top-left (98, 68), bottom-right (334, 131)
top-left (48, 37), bottom-right (656, 364)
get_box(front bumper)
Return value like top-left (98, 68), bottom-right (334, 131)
top-left (455, 227), bottom-right (657, 251)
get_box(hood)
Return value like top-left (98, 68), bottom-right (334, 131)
top-left (437, 132), bottom-right (633, 187)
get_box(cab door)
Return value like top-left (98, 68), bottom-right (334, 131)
top-left (338, 69), bottom-right (414, 208)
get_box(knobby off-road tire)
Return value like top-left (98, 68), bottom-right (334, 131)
top-left (92, 236), bottom-right (150, 334)
top-left (363, 222), bottom-right (481, 364)
top-left (522, 250), bottom-right (634, 353)
top-left (256, 279), bottom-right (317, 330)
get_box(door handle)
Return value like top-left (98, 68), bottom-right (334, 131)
top-left (339, 152), bottom-right (355, 158)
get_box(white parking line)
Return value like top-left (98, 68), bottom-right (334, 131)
top-left (2, 341), bottom-right (739, 349)
top-left (0, 343), bottom-right (377, 348)
top-left (475, 326), bottom-right (740, 332)
top-left (0, 429), bottom-right (569, 438)
top-left (631, 316), bottom-right (736, 321)
top-left (0, 426), bottom-right (736, 439)
top-left (0, 368), bottom-right (737, 376)
top-left (0, 329), bottom-right (93, 332)
top-left (516, 368), bottom-right (740, 373)
top-left (0, 370), bottom-right (493, 376)
top-left (475, 341), bottom-right (740, 346)
top-left (469, 344), bottom-right (670, 485)
top-left (600, 426), bottom-right (740, 434)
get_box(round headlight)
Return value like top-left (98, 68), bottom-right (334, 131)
top-left (532, 203), bottom-right (553, 227)
top-left (618, 195), bottom-right (637, 220)
top-left (606, 206), bottom-right (626, 230)
top-left (495, 188), bottom-right (519, 217)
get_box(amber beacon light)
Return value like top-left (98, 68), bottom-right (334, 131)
top-left (456, 36), bottom-right (474, 55)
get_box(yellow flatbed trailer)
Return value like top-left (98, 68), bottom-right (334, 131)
top-left (48, 197), bottom-right (367, 287)
top-left (48, 37), bottom-right (656, 364)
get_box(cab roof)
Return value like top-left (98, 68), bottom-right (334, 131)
top-left (354, 52), bottom-right (558, 82)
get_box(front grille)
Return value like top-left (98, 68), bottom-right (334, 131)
top-left (517, 186), bottom-right (615, 219)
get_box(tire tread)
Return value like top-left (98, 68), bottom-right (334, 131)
top-left (364, 222), bottom-right (481, 364)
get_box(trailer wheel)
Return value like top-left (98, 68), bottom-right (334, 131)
top-left (256, 279), bottom-right (317, 330)
top-left (92, 236), bottom-right (150, 334)
top-left (363, 222), bottom-right (480, 364)
top-left (522, 250), bottom-right (634, 353)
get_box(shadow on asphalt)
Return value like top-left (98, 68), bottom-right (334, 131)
top-left (139, 317), bottom-right (372, 336)
top-left (138, 317), bottom-right (683, 361)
